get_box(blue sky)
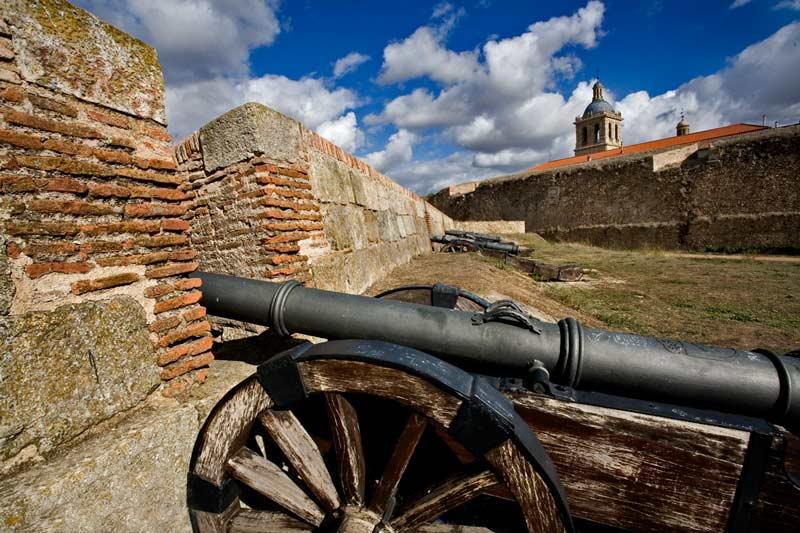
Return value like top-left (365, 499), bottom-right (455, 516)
top-left (77, 0), bottom-right (800, 193)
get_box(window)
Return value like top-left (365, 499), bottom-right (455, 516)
top-left (608, 123), bottom-right (612, 140)
top-left (582, 127), bottom-right (587, 146)
top-left (615, 124), bottom-right (619, 141)
top-left (594, 124), bottom-right (600, 144)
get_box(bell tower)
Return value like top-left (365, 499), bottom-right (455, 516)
top-left (574, 80), bottom-right (623, 156)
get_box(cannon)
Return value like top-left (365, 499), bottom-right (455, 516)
top-left (432, 233), bottom-right (521, 255)
top-left (445, 229), bottom-right (504, 242)
top-left (187, 272), bottom-right (800, 532)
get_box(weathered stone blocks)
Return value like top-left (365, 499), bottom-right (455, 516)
top-left (0, 297), bottom-right (159, 467)
top-left (199, 102), bottom-right (303, 173)
top-left (0, 0), bottom-right (166, 123)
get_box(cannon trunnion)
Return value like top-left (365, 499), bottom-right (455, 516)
top-left (187, 273), bottom-right (800, 532)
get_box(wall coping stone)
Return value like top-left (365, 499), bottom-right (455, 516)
top-left (198, 102), bottom-right (303, 173)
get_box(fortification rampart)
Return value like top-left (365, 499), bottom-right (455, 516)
top-left (429, 125), bottom-right (800, 252)
top-left (175, 102), bottom-right (457, 302)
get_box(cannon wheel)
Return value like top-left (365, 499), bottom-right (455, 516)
top-left (187, 340), bottom-right (572, 532)
top-left (441, 239), bottom-right (480, 254)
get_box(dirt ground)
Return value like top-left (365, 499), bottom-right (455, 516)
top-left (366, 236), bottom-right (800, 354)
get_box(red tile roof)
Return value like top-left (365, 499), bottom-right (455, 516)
top-left (530, 123), bottom-right (767, 172)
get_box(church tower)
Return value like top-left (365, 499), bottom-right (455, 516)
top-left (574, 80), bottom-right (623, 156)
top-left (676, 113), bottom-right (690, 136)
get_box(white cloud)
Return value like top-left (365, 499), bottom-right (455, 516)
top-left (333, 52), bottom-right (370, 78)
top-left (730, 0), bottom-right (753, 8)
top-left (363, 129), bottom-right (419, 172)
top-left (617, 21), bottom-right (800, 142)
top-left (75, 0), bottom-right (280, 83)
top-left (432, 2), bottom-right (456, 19)
top-left (165, 74), bottom-right (359, 141)
top-left (774, 0), bottom-right (800, 10)
top-left (377, 27), bottom-right (480, 85)
top-left (317, 112), bottom-right (364, 152)
top-left (387, 152), bottom-right (498, 194)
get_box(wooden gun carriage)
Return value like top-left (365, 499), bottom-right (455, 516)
top-left (187, 273), bottom-right (799, 532)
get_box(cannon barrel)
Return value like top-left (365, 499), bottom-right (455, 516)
top-left (192, 271), bottom-right (800, 431)
top-left (432, 233), bottom-right (520, 255)
top-left (445, 229), bottom-right (502, 242)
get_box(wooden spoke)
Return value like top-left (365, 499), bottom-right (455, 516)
top-left (226, 447), bottom-right (325, 527)
top-left (434, 426), bottom-right (476, 465)
top-left (390, 468), bottom-right (500, 530)
top-left (369, 412), bottom-right (428, 517)
top-left (485, 440), bottom-right (566, 533)
top-left (228, 509), bottom-right (313, 532)
top-left (300, 360), bottom-right (463, 427)
top-left (194, 377), bottom-right (273, 485)
top-left (258, 409), bottom-right (341, 511)
top-left (190, 499), bottom-right (240, 533)
top-left (325, 393), bottom-right (366, 506)
top-left (335, 507), bottom-right (383, 533)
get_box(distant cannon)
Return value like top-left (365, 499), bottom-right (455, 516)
top-left (187, 272), bottom-right (800, 533)
top-left (432, 232), bottom-right (521, 255)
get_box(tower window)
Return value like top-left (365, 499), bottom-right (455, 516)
top-left (582, 127), bottom-right (587, 146)
top-left (608, 123), bottom-right (612, 140)
top-left (594, 124), bottom-right (600, 144)
top-left (615, 124), bottom-right (619, 141)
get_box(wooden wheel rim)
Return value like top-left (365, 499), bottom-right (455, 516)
top-left (188, 340), bottom-right (573, 532)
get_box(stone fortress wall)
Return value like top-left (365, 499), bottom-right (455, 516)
top-left (429, 125), bottom-right (800, 252)
top-left (174, 102), bottom-right (457, 300)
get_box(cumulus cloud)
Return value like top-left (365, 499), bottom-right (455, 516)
top-left (333, 52), bottom-right (370, 78)
top-left (617, 22), bottom-right (800, 142)
top-left (165, 75), bottom-right (359, 142)
top-left (377, 27), bottom-right (480, 85)
top-left (363, 129), bottom-right (419, 172)
top-left (317, 112), bottom-right (364, 151)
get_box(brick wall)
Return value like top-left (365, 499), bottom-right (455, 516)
top-left (0, 0), bottom-right (212, 472)
top-left (428, 125), bottom-right (800, 252)
top-left (177, 103), bottom-right (457, 307)
top-left (176, 129), bottom-right (322, 286)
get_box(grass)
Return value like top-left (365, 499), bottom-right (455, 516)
top-left (490, 234), bottom-right (800, 353)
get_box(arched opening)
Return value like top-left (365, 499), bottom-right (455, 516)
top-left (582, 127), bottom-right (587, 146)
top-left (615, 124), bottom-right (619, 141)
top-left (608, 123), bottom-right (612, 140)
top-left (594, 124), bottom-right (600, 144)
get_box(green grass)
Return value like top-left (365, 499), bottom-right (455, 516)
top-left (489, 234), bottom-right (800, 353)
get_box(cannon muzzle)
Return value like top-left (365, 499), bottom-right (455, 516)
top-left (192, 271), bottom-right (800, 432)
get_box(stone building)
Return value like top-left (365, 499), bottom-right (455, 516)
top-left (574, 80), bottom-right (623, 156)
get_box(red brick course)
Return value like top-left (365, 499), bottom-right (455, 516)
top-left (1, 64), bottom-right (212, 383)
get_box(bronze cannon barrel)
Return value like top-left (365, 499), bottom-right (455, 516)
top-left (192, 271), bottom-right (799, 432)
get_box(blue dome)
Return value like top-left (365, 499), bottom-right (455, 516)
top-left (583, 99), bottom-right (615, 118)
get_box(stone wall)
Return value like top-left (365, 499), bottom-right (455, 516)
top-left (454, 220), bottom-right (525, 235)
top-left (429, 125), bottom-right (800, 252)
top-left (0, 0), bottom-right (212, 478)
top-left (176, 102), bottom-right (457, 299)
